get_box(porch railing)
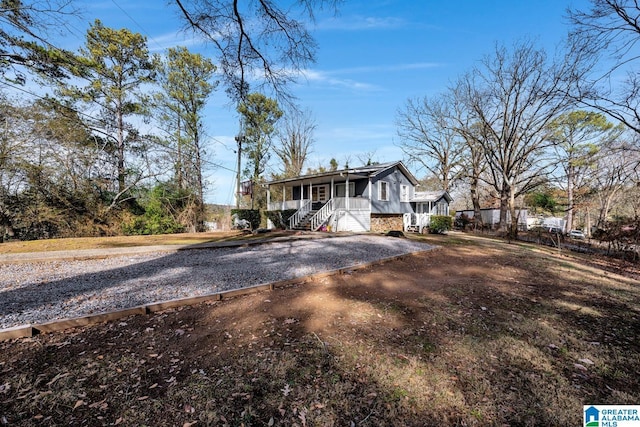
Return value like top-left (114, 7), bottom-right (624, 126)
top-left (403, 213), bottom-right (431, 233)
top-left (268, 199), bottom-right (308, 211)
top-left (310, 198), bottom-right (335, 231)
top-left (289, 200), bottom-right (312, 229)
top-left (333, 197), bottom-right (370, 210)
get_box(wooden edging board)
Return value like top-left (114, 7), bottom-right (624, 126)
top-left (0, 248), bottom-right (430, 342)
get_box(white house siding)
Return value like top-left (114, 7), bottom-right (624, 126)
top-left (331, 210), bottom-right (370, 232)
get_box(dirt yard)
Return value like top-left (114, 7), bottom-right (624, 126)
top-left (1, 232), bottom-right (639, 426)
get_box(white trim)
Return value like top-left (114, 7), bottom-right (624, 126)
top-left (378, 180), bottom-right (389, 201)
top-left (400, 184), bottom-right (409, 202)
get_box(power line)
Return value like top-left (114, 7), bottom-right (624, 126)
top-left (0, 79), bottom-right (238, 175)
top-left (2, 3), bottom-right (240, 203)
top-left (103, 1), bottom-right (234, 156)
top-left (109, 0), bottom-right (170, 53)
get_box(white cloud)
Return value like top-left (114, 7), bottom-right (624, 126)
top-left (298, 69), bottom-right (381, 91)
top-left (296, 62), bottom-right (442, 91)
top-left (317, 15), bottom-right (406, 31)
top-left (147, 31), bottom-right (206, 52)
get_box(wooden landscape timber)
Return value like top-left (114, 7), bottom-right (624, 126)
top-left (0, 249), bottom-right (426, 342)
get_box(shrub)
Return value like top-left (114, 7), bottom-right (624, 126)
top-left (264, 211), bottom-right (283, 229)
top-left (429, 215), bottom-right (453, 234)
top-left (121, 184), bottom-right (188, 235)
top-left (455, 213), bottom-right (471, 230)
top-left (264, 209), bottom-right (298, 229)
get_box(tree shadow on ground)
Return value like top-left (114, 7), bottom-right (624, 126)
top-left (0, 235), bottom-right (433, 328)
top-left (0, 235), bottom-right (638, 426)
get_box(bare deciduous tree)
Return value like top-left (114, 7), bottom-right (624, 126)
top-left (456, 41), bottom-right (581, 236)
top-left (568, 0), bottom-right (640, 134)
top-left (173, 0), bottom-right (340, 103)
top-left (396, 96), bottom-right (466, 192)
top-left (275, 108), bottom-right (315, 177)
top-left (592, 138), bottom-right (637, 228)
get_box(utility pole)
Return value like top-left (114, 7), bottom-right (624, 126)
top-left (235, 134), bottom-right (243, 209)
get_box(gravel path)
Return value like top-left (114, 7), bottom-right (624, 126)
top-left (0, 235), bottom-right (433, 329)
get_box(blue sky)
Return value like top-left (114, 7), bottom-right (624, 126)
top-left (62, 0), bottom-right (589, 205)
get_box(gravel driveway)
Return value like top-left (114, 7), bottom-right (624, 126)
top-left (0, 235), bottom-right (433, 330)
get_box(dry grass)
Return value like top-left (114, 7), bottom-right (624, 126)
top-left (1, 232), bottom-right (639, 426)
top-left (0, 230), bottom-right (307, 254)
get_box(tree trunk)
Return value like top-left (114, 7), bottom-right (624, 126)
top-left (508, 185), bottom-right (518, 239)
top-left (194, 132), bottom-right (205, 231)
top-left (498, 183), bottom-right (509, 233)
top-left (117, 107), bottom-right (125, 195)
top-left (470, 175), bottom-right (482, 229)
top-left (566, 164), bottom-right (575, 232)
top-left (177, 116), bottom-right (183, 190)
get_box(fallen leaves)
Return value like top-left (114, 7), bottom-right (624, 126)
top-left (88, 400), bottom-right (108, 411)
top-left (578, 358), bottom-right (594, 366)
top-left (281, 384), bottom-right (291, 397)
top-left (46, 372), bottom-right (69, 387)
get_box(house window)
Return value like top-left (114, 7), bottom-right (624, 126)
top-left (435, 202), bottom-right (448, 216)
top-left (400, 185), bottom-right (409, 202)
top-left (378, 181), bottom-right (388, 201)
top-left (335, 182), bottom-right (355, 197)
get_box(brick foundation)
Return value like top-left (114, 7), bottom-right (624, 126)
top-left (370, 214), bottom-right (404, 233)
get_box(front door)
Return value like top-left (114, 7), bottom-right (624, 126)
top-left (311, 185), bottom-right (328, 202)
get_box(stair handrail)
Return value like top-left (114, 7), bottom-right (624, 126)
top-left (310, 198), bottom-right (335, 231)
top-left (289, 199), bottom-right (312, 229)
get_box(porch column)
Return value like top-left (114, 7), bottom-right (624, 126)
top-left (300, 182), bottom-right (303, 206)
top-left (281, 184), bottom-right (285, 210)
top-left (345, 173), bottom-right (350, 211)
top-left (309, 182), bottom-right (313, 203)
top-left (331, 177), bottom-right (334, 199)
top-left (368, 177), bottom-right (372, 210)
top-left (266, 185), bottom-right (271, 210)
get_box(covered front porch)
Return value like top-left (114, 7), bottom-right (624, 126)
top-left (266, 173), bottom-right (372, 232)
top-left (403, 190), bottom-right (452, 233)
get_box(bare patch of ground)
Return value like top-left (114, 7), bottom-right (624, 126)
top-left (1, 233), bottom-right (639, 426)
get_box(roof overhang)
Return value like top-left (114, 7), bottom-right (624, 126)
top-left (265, 161), bottom-right (419, 187)
top-left (411, 190), bottom-right (453, 203)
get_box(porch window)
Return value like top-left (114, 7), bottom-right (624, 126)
top-left (335, 182), bottom-right (355, 197)
top-left (400, 185), bottom-right (409, 202)
top-left (435, 201), bottom-right (448, 216)
top-left (378, 181), bottom-right (388, 201)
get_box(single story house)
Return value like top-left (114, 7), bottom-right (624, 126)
top-left (265, 161), bottom-right (452, 233)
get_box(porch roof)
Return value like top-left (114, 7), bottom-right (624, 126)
top-left (411, 190), bottom-right (453, 203)
top-left (265, 161), bottom-right (419, 186)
